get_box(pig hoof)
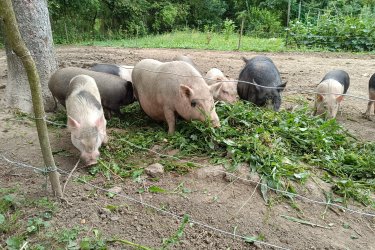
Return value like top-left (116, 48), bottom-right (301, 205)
top-left (85, 160), bottom-right (98, 166)
top-left (362, 113), bottom-right (372, 121)
top-left (103, 135), bottom-right (109, 145)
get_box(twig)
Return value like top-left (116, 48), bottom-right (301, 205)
top-left (281, 214), bottom-right (331, 229)
top-left (19, 241), bottom-right (28, 250)
top-left (108, 238), bottom-right (152, 250)
top-left (62, 159), bottom-right (80, 196)
top-left (235, 180), bottom-right (260, 216)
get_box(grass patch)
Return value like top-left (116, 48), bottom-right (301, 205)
top-left (46, 101), bottom-right (374, 207)
top-left (88, 101), bottom-right (375, 208)
top-left (77, 30), bottom-right (286, 52)
top-left (0, 187), bottom-right (60, 250)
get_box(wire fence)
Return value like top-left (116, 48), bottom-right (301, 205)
top-left (0, 153), bottom-right (291, 249)
top-left (1, 61), bottom-right (375, 248)
top-left (1, 149), bottom-right (375, 249)
top-left (129, 67), bottom-right (375, 103)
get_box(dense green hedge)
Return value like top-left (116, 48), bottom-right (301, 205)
top-left (288, 7), bottom-right (375, 51)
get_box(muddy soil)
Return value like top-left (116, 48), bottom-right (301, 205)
top-left (0, 47), bottom-right (374, 249)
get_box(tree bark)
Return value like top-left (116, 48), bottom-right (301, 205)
top-left (0, 0), bottom-right (63, 197)
top-left (4, 0), bottom-right (58, 113)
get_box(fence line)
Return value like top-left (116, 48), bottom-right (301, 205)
top-left (290, 34), bottom-right (374, 39)
top-left (1, 147), bottom-right (374, 249)
top-left (84, 181), bottom-right (290, 250)
top-left (122, 140), bottom-right (375, 218)
top-left (0, 154), bottom-right (68, 175)
top-left (132, 67), bottom-right (375, 102)
top-left (0, 153), bottom-right (290, 250)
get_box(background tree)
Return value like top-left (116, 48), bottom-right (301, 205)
top-left (4, 0), bottom-right (58, 113)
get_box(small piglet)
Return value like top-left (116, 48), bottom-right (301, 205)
top-left (91, 63), bottom-right (133, 82)
top-left (237, 56), bottom-right (286, 111)
top-left (314, 69), bottom-right (350, 119)
top-left (48, 67), bottom-right (135, 117)
top-left (132, 59), bottom-right (220, 134)
top-left (205, 68), bottom-right (239, 104)
top-left (363, 73), bottom-right (375, 120)
top-left (66, 75), bottom-right (108, 166)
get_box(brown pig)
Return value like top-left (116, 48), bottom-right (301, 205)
top-left (132, 59), bottom-right (220, 134)
top-left (48, 67), bottom-right (134, 117)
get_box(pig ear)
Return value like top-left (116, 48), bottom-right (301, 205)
top-left (95, 116), bottom-right (105, 128)
top-left (277, 82), bottom-right (287, 92)
top-left (67, 116), bottom-right (80, 130)
top-left (317, 94), bottom-right (324, 101)
top-left (209, 82), bottom-right (223, 96)
top-left (336, 95), bottom-right (344, 103)
top-left (180, 84), bottom-right (194, 99)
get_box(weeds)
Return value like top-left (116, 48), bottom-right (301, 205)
top-left (0, 188), bottom-right (59, 250)
top-left (95, 101), bottom-right (374, 207)
top-left (162, 214), bottom-right (190, 249)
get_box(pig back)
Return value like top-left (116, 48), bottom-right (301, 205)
top-left (321, 70), bottom-right (350, 94)
top-left (132, 59), bottom-right (209, 121)
top-left (237, 56), bottom-right (282, 102)
top-left (91, 64), bottom-right (120, 76)
top-left (173, 55), bottom-right (201, 74)
top-left (133, 60), bottom-right (199, 107)
top-left (369, 73), bottom-right (375, 89)
top-left (48, 67), bottom-right (134, 113)
top-left (66, 75), bottom-right (103, 123)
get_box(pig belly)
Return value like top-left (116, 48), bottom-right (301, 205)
top-left (138, 96), bottom-right (169, 122)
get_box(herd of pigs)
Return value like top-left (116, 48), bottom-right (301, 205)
top-left (47, 55), bottom-right (375, 166)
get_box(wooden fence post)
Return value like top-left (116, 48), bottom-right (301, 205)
top-left (285, 0), bottom-right (292, 47)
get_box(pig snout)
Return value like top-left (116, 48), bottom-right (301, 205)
top-left (210, 110), bottom-right (220, 128)
top-left (81, 150), bottom-right (100, 166)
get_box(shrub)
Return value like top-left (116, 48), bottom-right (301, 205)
top-left (288, 7), bottom-right (375, 51)
top-left (222, 18), bottom-right (236, 40)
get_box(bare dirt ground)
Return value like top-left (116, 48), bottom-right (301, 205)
top-left (0, 46), bottom-right (374, 249)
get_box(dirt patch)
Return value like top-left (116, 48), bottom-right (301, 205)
top-left (0, 47), bottom-right (374, 249)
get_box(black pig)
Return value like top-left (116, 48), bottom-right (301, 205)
top-left (237, 56), bottom-right (286, 111)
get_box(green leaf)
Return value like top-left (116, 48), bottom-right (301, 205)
top-left (244, 236), bottom-right (259, 243)
top-left (27, 225), bottom-right (37, 233)
top-left (0, 213), bottom-right (5, 224)
top-left (260, 178), bottom-right (269, 203)
top-left (293, 172), bottom-right (309, 180)
top-left (148, 186), bottom-right (168, 193)
top-left (105, 205), bottom-right (119, 212)
top-left (79, 238), bottom-right (91, 250)
top-left (6, 236), bottom-right (24, 250)
top-left (223, 139), bottom-right (236, 146)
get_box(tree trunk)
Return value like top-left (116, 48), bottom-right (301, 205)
top-left (0, 0), bottom-right (63, 197)
top-left (4, 0), bottom-right (58, 113)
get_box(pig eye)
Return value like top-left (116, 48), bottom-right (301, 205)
top-left (191, 100), bottom-right (197, 107)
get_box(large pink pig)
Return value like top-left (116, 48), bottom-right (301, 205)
top-left (132, 59), bottom-right (220, 134)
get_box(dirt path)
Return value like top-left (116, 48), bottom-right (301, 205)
top-left (0, 47), bottom-right (374, 249)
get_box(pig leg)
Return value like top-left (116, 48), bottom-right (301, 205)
top-left (363, 90), bottom-right (375, 120)
top-left (103, 132), bottom-right (109, 144)
top-left (363, 101), bottom-right (373, 120)
top-left (313, 100), bottom-right (318, 116)
top-left (164, 107), bottom-right (176, 134)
